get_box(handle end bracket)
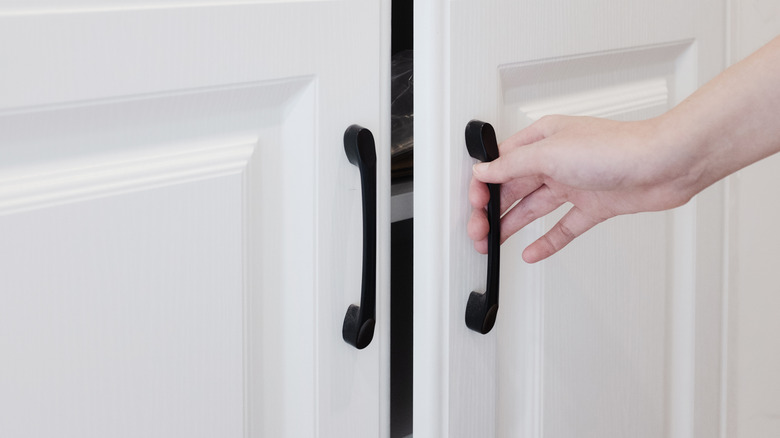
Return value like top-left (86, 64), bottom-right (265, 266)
top-left (465, 291), bottom-right (499, 334)
top-left (343, 304), bottom-right (375, 350)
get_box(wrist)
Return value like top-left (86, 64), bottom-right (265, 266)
top-left (650, 110), bottom-right (714, 205)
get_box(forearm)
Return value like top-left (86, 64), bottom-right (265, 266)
top-left (660, 35), bottom-right (780, 196)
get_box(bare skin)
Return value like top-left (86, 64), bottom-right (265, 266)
top-left (468, 36), bottom-right (780, 263)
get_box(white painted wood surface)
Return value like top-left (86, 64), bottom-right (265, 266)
top-left (725, 1), bottom-right (780, 436)
top-left (415, 1), bottom-right (727, 436)
top-left (0, 2), bottom-right (390, 437)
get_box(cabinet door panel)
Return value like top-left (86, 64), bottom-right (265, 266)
top-left (0, 3), bottom-right (389, 437)
top-left (415, 1), bottom-right (724, 436)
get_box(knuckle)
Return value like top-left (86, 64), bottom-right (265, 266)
top-left (536, 114), bottom-right (556, 125)
top-left (539, 233), bottom-right (557, 256)
top-left (556, 221), bottom-right (576, 244)
top-left (536, 114), bottom-right (563, 130)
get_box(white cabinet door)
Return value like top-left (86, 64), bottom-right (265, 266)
top-left (415, 1), bottom-right (725, 436)
top-left (0, 3), bottom-right (389, 437)
top-left (725, 2), bottom-right (780, 437)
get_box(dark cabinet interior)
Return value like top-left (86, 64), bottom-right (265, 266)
top-left (391, 218), bottom-right (412, 437)
top-left (390, 1), bottom-right (413, 437)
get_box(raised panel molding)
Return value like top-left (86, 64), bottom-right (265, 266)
top-left (518, 78), bottom-right (668, 121)
top-left (0, 143), bottom-right (254, 215)
top-left (0, 78), bottom-right (310, 215)
top-left (0, 78), bottom-right (310, 167)
top-left (499, 41), bottom-right (694, 135)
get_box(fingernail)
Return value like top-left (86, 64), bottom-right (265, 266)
top-left (473, 162), bottom-right (489, 173)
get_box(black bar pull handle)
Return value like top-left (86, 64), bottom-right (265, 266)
top-left (465, 120), bottom-right (501, 335)
top-left (342, 125), bottom-right (377, 349)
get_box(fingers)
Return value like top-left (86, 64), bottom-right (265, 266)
top-left (499, 175), bottom-right (545, 214)
top-left (470, 115), bottom-right (572, 205)
top-left (473, 115), bottom-right (570, 184)
top-left (468, 167), bottom-right (547, 254)
top-left (467, 207), bottom-right (488, 242)
top-left (473, 115), bottom-right (579, 184)
top-left (469, 181), bottom-right (558, 254)
top-left (498, 114), bottom-right (568, 154)
top-left (522, 206), bottom-right (602, 263)
top-left (472, 142), bottom-right (547, 184)
top-left (499, 185), bottom-right (564, 243)
top-left (468, 176), bottom-right (490, 209)
top-left (468, 115), bottom-right (578, 257)
top-left (470, 173), bottom-right (545, 213)
top-left (497, 120), bottom-right (548, 155)
top-left (468, 208), bottom-right (489, 254)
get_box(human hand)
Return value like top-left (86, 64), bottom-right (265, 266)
top-left (467, 115), bottom-right (702, 263)
top-left (467, 36), bottom-right (780, 263)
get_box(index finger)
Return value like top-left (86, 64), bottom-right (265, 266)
top-left (472, 141), bottom-right (549, 184)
